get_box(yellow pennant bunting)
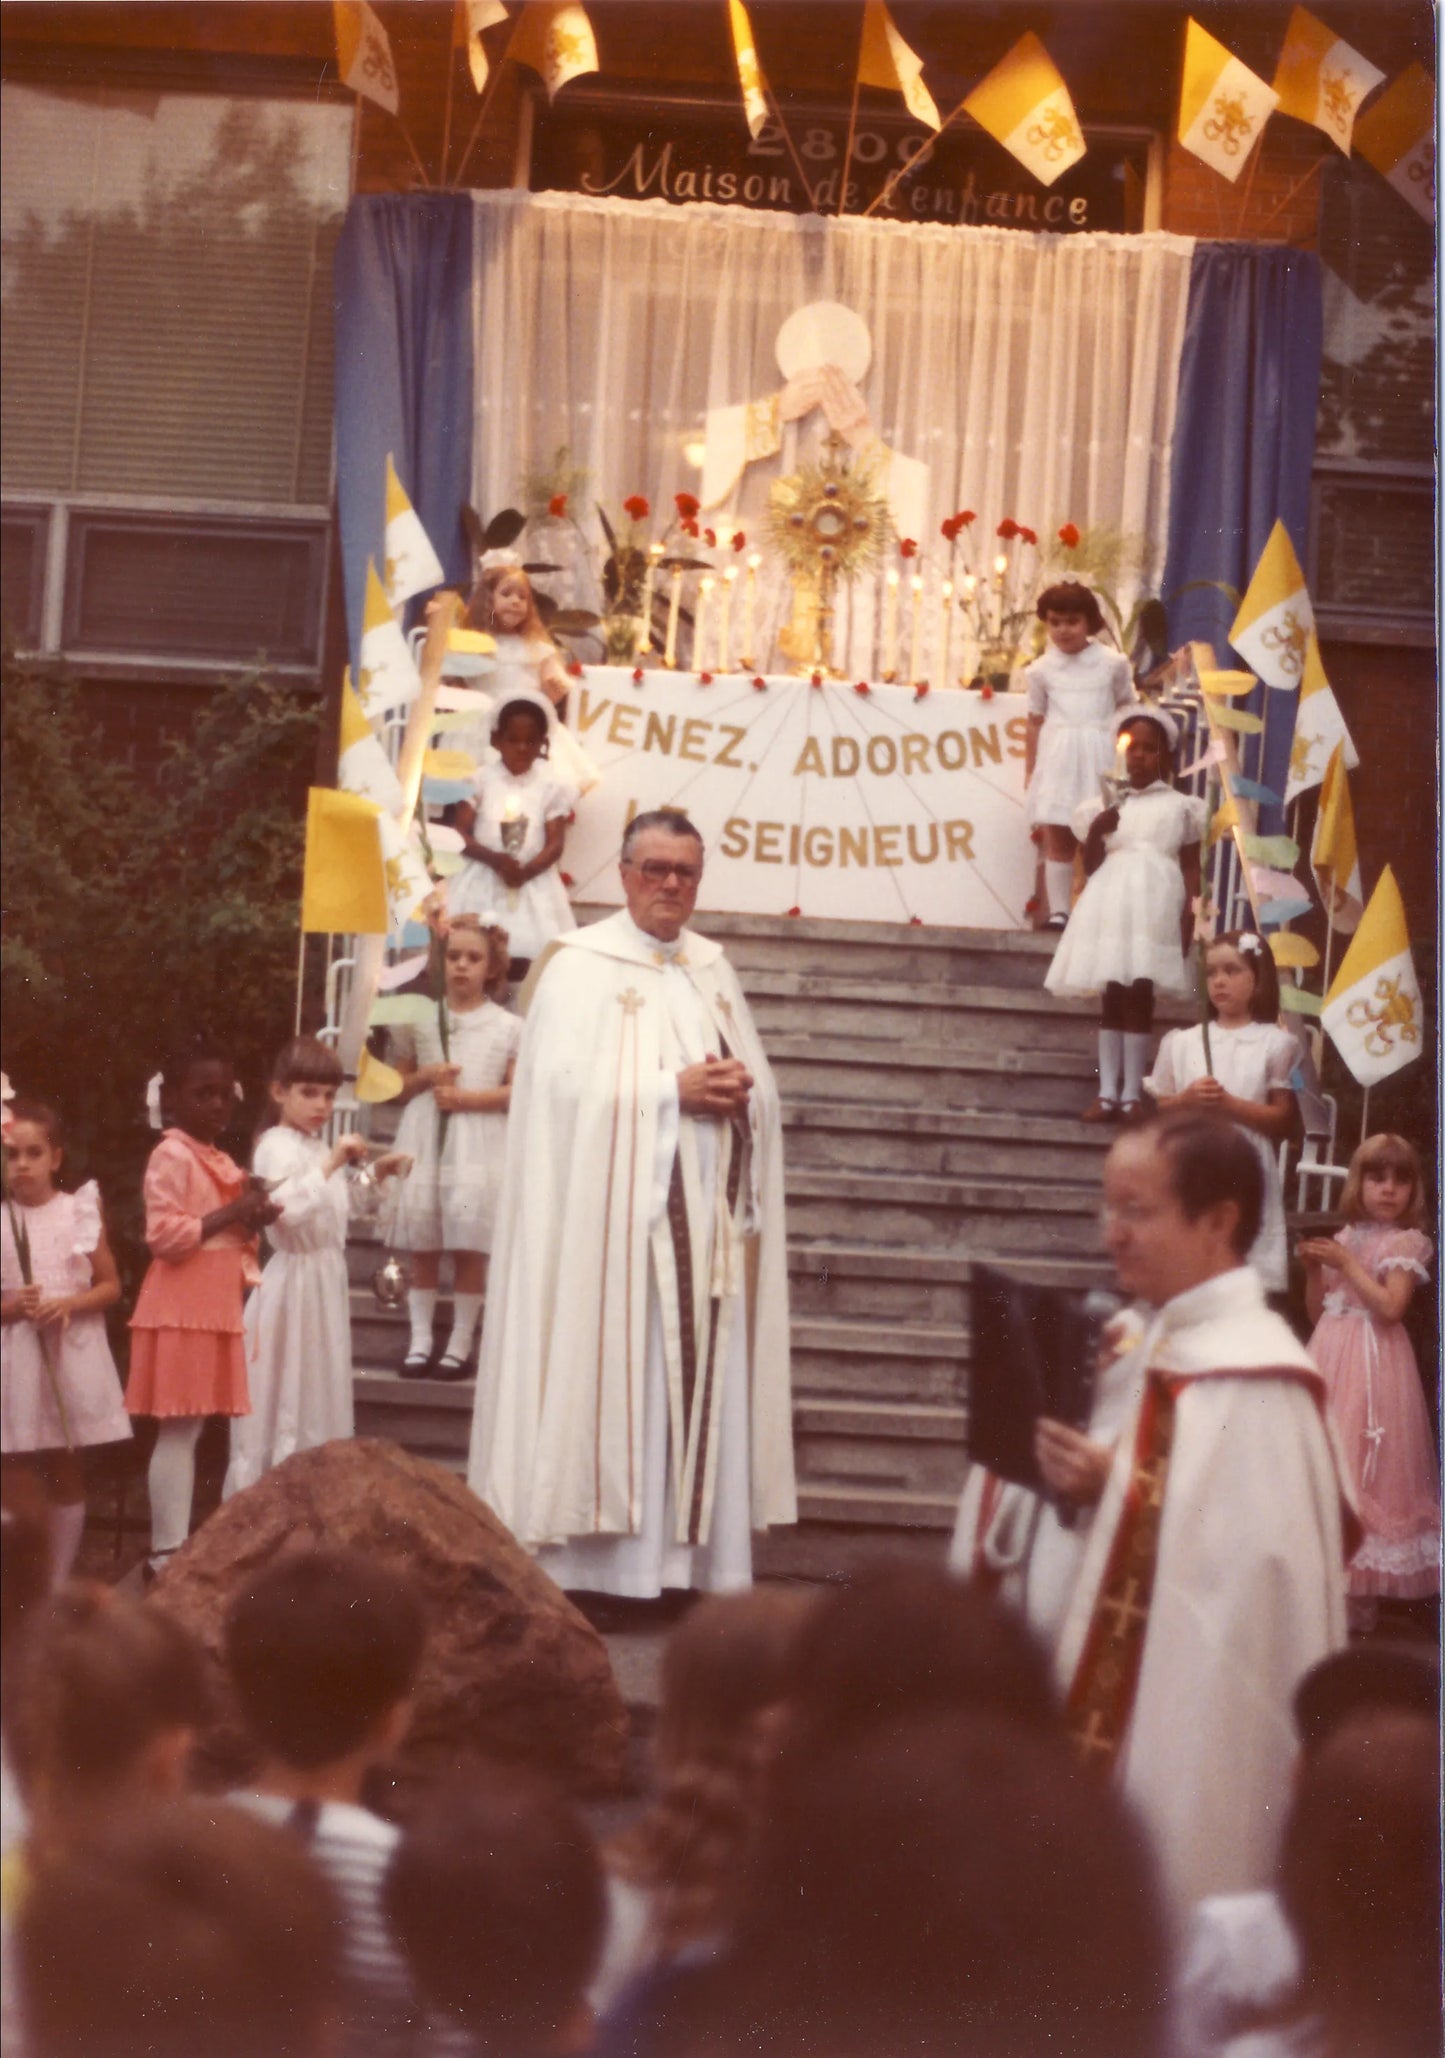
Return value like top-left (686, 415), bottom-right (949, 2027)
top-left (301, 788), bottom-right (389, 935)
top-left (424, 747), bottom-right (480, 780)
top-left (1309, 742), bottom-right (1364, 933)
top-left (1268, 930), bottom-right (1319, 969)
top-left (333, 0), bottom-right (400, 115)
top-left (455, 0), bottom-right (509, 94)
top-left (1206, 798), bottom-right (1239, 849)
top-left (1229, 521), bottom-right (1313, 689)
top-left (1197, 669), bottom-right (1258, 697)
top-left (508, 0), bottom-right (597, 102)
top-left (1280, 985), bottom-right (1323, 1017)
top-left (727, 0), bottom-right (770, 140)
top-left (1206, 705), bottom-right (1265, 735)
top-left (1353, 63), bottom-right (1434, 223)
top-left (1242, 833), bottom-right (1300, 869)
top-left (1285, 632), bottom-right (1358, 806)
top-left (1179, 19), bottom-right (1279, 181)
top-left (1320, 865), bottom-right (1422, 1085)
top-left (964, 33), bottom-right (1085, 186)
top-left (1272, 7), bottom-right (1385, 154)
top-left (857, 0), bottom-right (940, 130)
top-left (355, 1048), bottom-right (405, 1103)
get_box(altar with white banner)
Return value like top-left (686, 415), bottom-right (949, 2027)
top-left (561, 666), bottom-right (1031, 928)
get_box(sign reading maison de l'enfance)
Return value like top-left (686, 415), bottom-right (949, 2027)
top-left (530, 87), bottom-right (1153, 232)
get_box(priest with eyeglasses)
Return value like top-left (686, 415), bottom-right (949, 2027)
top-left (468, 809), bottom-right (795, 1595)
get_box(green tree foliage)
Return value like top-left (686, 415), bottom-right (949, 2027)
top-left (2, 646), bottom-right (317, 1286)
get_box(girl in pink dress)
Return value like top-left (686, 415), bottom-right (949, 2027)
top-left (126, 1044), bottom-right (278, 1580)
top-left (1300, 1133), bottom-right (1439, 1623)
top-left (1, 1101), bottom-right (131, 1587)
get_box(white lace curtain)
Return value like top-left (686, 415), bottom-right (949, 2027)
top-left (471, 189), bottom-right (1195, 678)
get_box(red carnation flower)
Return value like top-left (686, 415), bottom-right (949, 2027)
top-left (547, 492), bottom-right (568, 518)
top-left (997, 518), bottom-right (1019, 540)
top-left (731, 531), bottom-right (747, 552)
top-left (752, 676), bottom-right (768, 691)
top-left (853, 680), bottom-right (870, 696)
top-left (1019, 526), bottom-right (1038, 547)
top-left (681, 518), bottom-right (699, 538)
top-left (674, 491), bottom-right (700, 518)
top-left (631, 666), bottom-right (644, 684)
top-left (704, 528), bottom-right (717, 548)
top-left (1024, 895), bottom-right (1041, 915)
top-left (980, 683), bottom-right (995, 701)
top-left (957, 509), bottom-right (976, 526)
top-left (914, 681), bottom-right (931, 701)
top-left (559, 871), bottom-right (575, 888)
top-left (565, 659), bottom-right (583, 678)
top-left (785, 906), bottom-right (802, 918)
top-left (940, 514), bottom-right (963, 542)
top-left (623, 494), bottom-right (650, 520)
top-left (899, 537), bottom-right (918, 558)
top-left (698, 671), bottom-right (713, 685)
top-left (1058, 522), bottom-right (1081, 549)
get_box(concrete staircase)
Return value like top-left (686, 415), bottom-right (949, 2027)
top-left (351, 912), bottom-right (1153, 1578)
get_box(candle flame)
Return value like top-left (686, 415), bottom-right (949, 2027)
top-left (910, 575), bottom-right (923, 594)
top-left (993, 554), bottom-right (1008, 575)
top-left (886, 569), bottom-right (900, 589)
top-left (747, 553), bottom-right (762, 570)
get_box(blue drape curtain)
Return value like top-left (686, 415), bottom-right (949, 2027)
top-left (333, 194), bottom-right (476, 666)
top-left (1162, 243), bottom-right (1324, 832)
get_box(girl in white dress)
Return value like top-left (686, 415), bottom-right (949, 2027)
top-left (383, 916), bottom-right (521, 1380)
top-left (449, 694), bottom-right (578, 979)
top-left (224, 1038), bottom-right (409, 1499)
top-left (1045, 708), bottom-right (1205, 1119)
top-left (1023, 581), bottom-right (1136, 929)
top-left (458, 558), bottom-right (599, 796)
top-left (1, 1101), bottom-right (130, 1586)
top-left (1145, 933), bottom-right (1299, 1292)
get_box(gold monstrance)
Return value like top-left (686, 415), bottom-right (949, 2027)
top-left (765, 432), bottom-right (892, 676)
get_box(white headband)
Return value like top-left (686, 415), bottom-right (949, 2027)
top-left (479, 547), bottom-right (523, 574)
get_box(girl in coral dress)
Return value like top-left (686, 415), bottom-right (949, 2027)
top-left (126, 1043), bottom-right (278, 1580)
top-left (1300, 1133), bottom-right (1439, 1624)
top-left (1, 1101), bottom-right (131, 1587)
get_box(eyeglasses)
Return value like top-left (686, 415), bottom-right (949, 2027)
top-left (630, 859), bottom-right (702, 885)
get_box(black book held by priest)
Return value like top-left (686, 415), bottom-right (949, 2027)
top-left (966, 1263), bottom-right (1115, 1495)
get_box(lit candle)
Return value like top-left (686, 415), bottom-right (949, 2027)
top-left (939, 579), bottom-right (954, 690)
top-left (664, 566), bottom-right (683, 668)
top-left (637, 542), bottom-right (664, 658)
top-left (993, 552), bottom-right (1008, 577)
top-left (744, 552), bottom-right (761, 669)
top-left (695, 576), bottom-right (715, 674)
top-left (883, 569), bottom-right (900, 680)
top-left (908, 575), bottom-right (924, 686)
top-left (720, 565), bottom-right (738, 673)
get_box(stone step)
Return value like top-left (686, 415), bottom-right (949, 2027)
top-left (744, 970), bottom-right (1100, 1052)
top-left (793, 1480), bottom-right (960, 1532)
top-left (782, 1102), bottom-right (1111, 1182)
top-left (765, 1035), bottom-right (1098, 1119)
top-left (783, 1166), bottom-right (1099, 1254)
top-left (787, 1241), bottom-right (1114, 1320)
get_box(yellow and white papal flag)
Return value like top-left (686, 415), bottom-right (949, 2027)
top-left (1320, 866), bottom-right (1423, 1086)
top-left (1285, 632), bottom-right (1359, 806)
top-left (964, 33), bottom-right (1085, 186)
top-left (1229, 520), bottom-right (1314, 690)
top-left (1353, 62), bottom-right (1434, 223)
top-left (727, 0), bottom-right (770, 140)
top-left (378, 810), bottom-right (436, 937)
top-left (357, 559), bottom-right (423, 719)
top-left (1178, 19), bottom-right (1279, 181)
top-left (857, 0), bottom-right (940, 131)
top-left (1310, 743), bottom-right (1363, 933)
top-left (338, 669), bottom-right (405, 816)
top-left (1272, 7), bottom-right (1385, 155)
top-left (384, 455), bottom-right (446, 607)
top-left (455, 0), bottom-right (510, 94)
top-left (333, 0), bottom-right (400, 115)
top-left (508, 0), bottom-right (597, 102)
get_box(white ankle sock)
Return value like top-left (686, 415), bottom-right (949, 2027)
top-left (1097, 1029), bottom-right (1123, 1105)
top-left (148, 1418), bottom-right (204, 1557)
top-left (407, 1288), bottom-right (438, 1358)
top-left (444, 1292), bottom-right (485, 1362)
top-left (1045, 861), bottom-right (1074, 917)
top-left (47, 1500), bottom-right (87, 1588)
top-left (1122, 1033), bottom-right (1151, 1105)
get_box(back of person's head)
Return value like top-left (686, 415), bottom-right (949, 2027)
top-left (1279, 1708), bottom-right (1441, 2055)
top-left (778, 1559), bottom-right (1059, 1765)
top-left (18, 1795), bottom-right (341, 2058)
top-left (1292, 1638), bottom-right (1439, 1756)
top-left (693, 1710), bottom-right (1166, 2058)
top-left (385, 1763), bottom-right (605, 2054)
top-left (224, 1547), bottom-right (425, 1770)
top-left (1146, 1109), bottom-right (1263, 1256)
top-left (7, 1583), bottom-right (211, 1839)
top-left (655, 1587), bottom-right (816, 1776)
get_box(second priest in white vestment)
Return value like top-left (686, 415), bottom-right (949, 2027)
top-left (468, 810), bottom-right (795, 1595)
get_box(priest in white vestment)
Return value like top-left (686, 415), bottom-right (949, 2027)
top-left (1053, 1111), bottom-right (1349, 1930)
top-left (467, 809), bottom-right (795, 1595)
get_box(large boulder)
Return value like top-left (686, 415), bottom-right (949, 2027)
top-left (150, 1438), bottom-right (628, 1799)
